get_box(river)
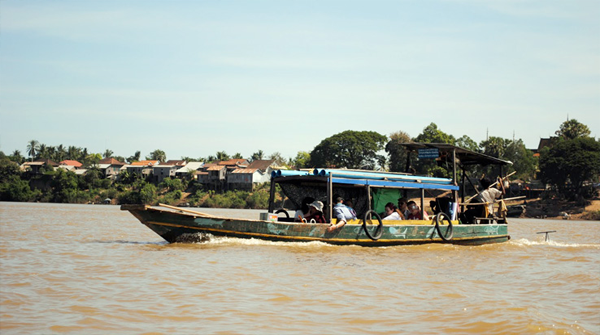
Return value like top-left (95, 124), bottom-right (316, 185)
top-left (1, 202), bottom-right (599, 334)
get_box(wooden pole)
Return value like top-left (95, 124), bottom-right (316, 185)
top-left (157, 203), bottom-right (217, 218)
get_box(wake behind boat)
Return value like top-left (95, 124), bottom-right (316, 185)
top-left (122, 143), bottom-right (513, 246)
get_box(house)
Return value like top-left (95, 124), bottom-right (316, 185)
top-left (152, 160), bottom-right (187, 183)
top-left (21, 159), bottom-right (59, 175)
top-left (97, 158), bottom-right (126, 179)
top-left (206, 164), bottom-right (227, 191)
top-left (228, 159), bottom-right (277, 191)
top-left (59, 160), bottom-right (83, 168)
top-left (126, 160), bottom-right (159, 178)
top-left (175, 162), bottom-right (204, 179)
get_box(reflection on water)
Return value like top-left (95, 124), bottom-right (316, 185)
top-left (1, 202), bottom-right (599, 334)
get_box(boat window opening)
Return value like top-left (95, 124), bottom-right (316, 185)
top-left (277, 182), bottom-right (369, 221)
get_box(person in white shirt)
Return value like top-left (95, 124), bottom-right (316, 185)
top-left (382, 202), bottom-right (403, 220)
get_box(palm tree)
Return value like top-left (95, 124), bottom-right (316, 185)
top-left (26, 140), bottom-right (40, 161)
top-left (104, 149), bottom-right (114, 158)
top-left (11, 150), bottom-right (24, 164)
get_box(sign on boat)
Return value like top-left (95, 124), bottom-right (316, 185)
top-left (122, 143), bottom-right (513, 246)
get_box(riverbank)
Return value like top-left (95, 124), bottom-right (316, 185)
top-left (522, 198), bottom-right (600, 220)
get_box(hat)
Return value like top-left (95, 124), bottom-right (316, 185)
top-left (308, 200), bottom-right (324, 212)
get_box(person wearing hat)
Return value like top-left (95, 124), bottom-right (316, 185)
top-left (328, 196), bottom-right (357, 232)
top-left (304, 200), bottom-right (327, 223)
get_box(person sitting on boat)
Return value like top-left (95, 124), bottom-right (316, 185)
top-left (303, 200), bottom-right (327, 223)
top-left (407, 201), bottom-right (429, 220)
top-left (344, 199), bottom-right (357, 218)
top-left (397, 198), bottom-right (410, 219)
top-left (328, 196), bottom-right (357, 232)
top-left (294, 197), bottom-right (314, 222)
top-left (383, 202), bottom-right (403, 220)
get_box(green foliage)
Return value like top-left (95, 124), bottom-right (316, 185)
top-left (555, 119), bottom-right (591, 140)
top-left (310, 130), bottom-right (387, 169)
top-left (413, 123), bottom-right (456, 144)
top-left (291, 151), bottom-right (311, 169)
top-left (539, 137), bottom-right (600, 198)
top-left (0, 175), bottom-right (40, 201)
top-left (159, 178), bottom-right (185, 192)
top-left (385, 131), bottom-right (412, 172)
top-left (245, 188), bottom-right (269, 209)
top-left (411, 123), bottom-right (455, 177)
top-left (146, 149), bottom-right (166, 162)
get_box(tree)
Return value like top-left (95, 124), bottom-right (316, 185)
top-left (310, 130), bottom-right (388, 169)
top-left (128, 151), bottom-right (141, 163)
top-left (539, 137), bottom-right (600, 198)
top-left (104, 149), bottom-right (114, 158)
top-left (26, 140), bottom-right (40, 161)
top-left (411, 124), bottom-right (455, 177)
top-left (268, 152), bottom-right (287, 166)
top-left (555, 119), bottom-right (591, 140)
top-left (385, 131), bottom-right (412, 172)
top-left (502, 139), bottom-right (537, 181)
top-left (291, 151), bottom-right (311, 169)
top-left (147, 149), bottom-right (166, 162)
top-left (413, 123), bottom-right (455, 145)
top-left (480, 136), bottom-right (510, 158)
top-left (10, 150), bottom-right (25, 164)
top-left (215, 151), bottom-right (230, 161)
top-left (455, 135), bottom-right (479, 152)
top-left (250, 150), bottom-right (264, 161)
top-left (232, 153), bottom-right (244, 159)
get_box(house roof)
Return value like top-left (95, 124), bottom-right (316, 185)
top-left (218, 159), bottom-right (248, 166)
top-left (247, 159), bottom-right (276, 172)
top-left (164, 160), bottom-right (187, 166)
top-left (130, 160), bottom-right (159, 166)
top-left (176, 162), bottom-right (204, 173)
top-left (32, 159), bottom-right (59, 167)
top-left (232, 168), bottom-right (258, 174)
top-left (59, 160), bottom-right (83, 167)
top-left (99, 157), bottom-right (125, 165)
top-left (207, 165), bottom-right (226, 171)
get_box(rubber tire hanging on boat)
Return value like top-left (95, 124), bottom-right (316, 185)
top-left (274, 209), bottom-right (290, 219)
top-left (434, 212), bottom-right (454, 241)
top-left (362, 210), bottom-right (383, 240)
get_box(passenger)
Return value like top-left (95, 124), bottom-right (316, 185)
top-left (327, 196), bottom-right (357, 232)
top-left (294, 197), bottom-right (314, 222)
top-left (397, 198), bottom-right (410, 219)
top-left (344, 199), bottom-right (357, 218)
top-left (382, 202), bottom-right (403, 220)
top-left (304, 201), bottom-right (327, 223)
top-left (406, 201), bottom-right (429, 220)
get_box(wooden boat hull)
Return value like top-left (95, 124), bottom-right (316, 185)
top-left (122, 205), bottom-right (510, 246)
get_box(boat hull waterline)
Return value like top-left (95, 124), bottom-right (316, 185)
top-left (123, 205), bottom-right (509, 246)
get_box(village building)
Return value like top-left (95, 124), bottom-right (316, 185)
top-left (228, 159), bottom-right (277, 191)
top-left (152, 160), bottom-right (186, 183)
top-left (175, 162), bottom-right (204, 180)
top-left (21, 159), bottom-right (59, 175)
top-left (126, 160), bottom-right (159, 178)
top-left (97, 158), bottom-right (126, 179)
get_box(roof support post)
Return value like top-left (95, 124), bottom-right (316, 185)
top-left (268, 179), bottom-right (276, 213)
top-left (452, 148), bottom-right (458, 202)
top-left (421, 188), bottom-right (425, 219)
top-left (327, 173), bottom-right (333, 222)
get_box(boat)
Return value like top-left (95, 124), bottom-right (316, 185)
top-left (121, 143), bottom-right (513, 246)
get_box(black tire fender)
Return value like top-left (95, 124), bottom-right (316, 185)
top-left (275, 209), bottom-right (290, 219)
top-left (362, 210), bottom-right (383, 240)
top-left (434, 212), bottom-right (454, 241)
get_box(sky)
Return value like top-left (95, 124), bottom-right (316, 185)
top-left (1, 0), bottom-right (599, 162)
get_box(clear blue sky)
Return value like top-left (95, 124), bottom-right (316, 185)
top-left (1, 0), bottom-right (598, 161)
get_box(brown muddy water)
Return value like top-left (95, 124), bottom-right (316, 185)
top-left (1, 202), bottom-right (599, 334)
